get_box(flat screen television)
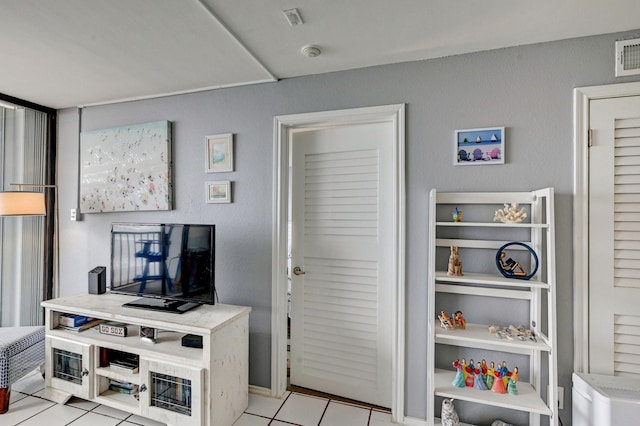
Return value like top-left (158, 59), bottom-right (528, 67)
top-left (110, 223), bottom-right (215, 313)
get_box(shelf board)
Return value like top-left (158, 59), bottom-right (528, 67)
top-left (434, 369), bottom-right (552, 416)
top-left (435, 221), bottom-right (548, 229)
top-left (435, 272), bottom-right (549, 289)
top-left (434, 418), bottom-right (475, 426)
top-left (435, 324), bottom-right (550, 353)
top-left (95, 366), bottom-right (141, 384)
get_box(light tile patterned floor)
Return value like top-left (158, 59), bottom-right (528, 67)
top-left (5, 370), bottom-right (395, 426)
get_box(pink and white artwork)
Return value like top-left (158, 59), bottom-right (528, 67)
top-left (80, 121), bottom-right (172, 213)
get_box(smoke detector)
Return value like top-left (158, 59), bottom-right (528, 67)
top-left (616, 38), bottom-right (640, 77)
top-left (301, 45), bottom-right (321, 58)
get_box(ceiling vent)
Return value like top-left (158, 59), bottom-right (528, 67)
top-left (615, 38), bottom-right (640, 77)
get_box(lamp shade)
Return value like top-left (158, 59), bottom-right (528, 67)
top-left (0, 191), bottom-right (46, 216)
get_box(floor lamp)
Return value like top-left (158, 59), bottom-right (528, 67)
top-left (0, 183), bottom-right (59, 302)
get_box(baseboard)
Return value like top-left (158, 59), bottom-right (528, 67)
top-left (401, 416), bottom-right (427, 426)
top-left (248, 384), bottom-right (273, 397)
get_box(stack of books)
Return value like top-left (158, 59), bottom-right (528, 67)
top-left (57, 314), bottom-right (105, 332)
top-left (108, 380), bottom-right (139, 395)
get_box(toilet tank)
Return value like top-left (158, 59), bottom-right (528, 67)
top-left (573, 372), bottom-right (640, 426)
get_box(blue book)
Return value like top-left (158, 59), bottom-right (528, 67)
top-left (58, 314), bottom-right (92, 327)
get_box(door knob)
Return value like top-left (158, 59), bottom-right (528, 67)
top-left (293, 266), bottom-right (306, 275)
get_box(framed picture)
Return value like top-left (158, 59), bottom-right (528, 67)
top-left (206, 181), bottom-right (231, 203)
top-left (455, 127), bottom-right (505, 165)
top-left (139, 326), bottom-right (157, 343)
top-left (206, 133), bottom-right (234, 173)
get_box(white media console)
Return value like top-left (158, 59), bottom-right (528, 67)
top-left (42, 293), bottom-right (251, 426)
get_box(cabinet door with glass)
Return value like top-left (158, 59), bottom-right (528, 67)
top-left (45, 337), bottom-right (93, 399)
top-left (139, 359), bottom-right (204, 426)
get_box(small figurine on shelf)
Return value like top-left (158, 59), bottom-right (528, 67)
top-left (453, 310), bottom-right (466, 329)
top-left (473, 367), bottom-right (488, 390)
top-left (461, 358), bottom-right (468, 380)
top-left (465, 362), bottom-right (475, 387)
top-left (498, 251), bottom-right (527, 277)
top-left (452, 208), bottom-right (463, 222)
top-left (500, 361), bottom-right (510, 388)
top-left (441, 398), bottom-right (460, 426)
top-left (447, 246), bottom-right (463, 276)
top-left (451, 359), bottom-right (465, 388)
top-left (438, 310), bottom-right (455, 329)
top-left (485, 361), bottom-right (496, 389)
top-left (480, 359), bottom-right (488, 385)
top-left (507, 366), bottom-right (519, 395)
top-left (491, 368), bottom-right (507, 394)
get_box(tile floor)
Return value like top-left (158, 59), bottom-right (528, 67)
top-left (5, 370), bottom-right (395, 426)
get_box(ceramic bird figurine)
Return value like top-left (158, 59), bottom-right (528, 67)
top-left (441, 398), bottom-right (460, 426)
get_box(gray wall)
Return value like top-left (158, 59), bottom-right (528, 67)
top-left (56, 29), bottom-right (640, 423)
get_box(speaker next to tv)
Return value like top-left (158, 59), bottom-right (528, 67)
top-left (88, 266), bottom-right (106, 294)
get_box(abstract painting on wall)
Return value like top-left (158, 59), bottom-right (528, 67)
top-left (80, 120), bottom-right (172, 213)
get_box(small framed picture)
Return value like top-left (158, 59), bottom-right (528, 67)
top-left (455, 127), bottom-right (505, 165)
top-left (206, 133), bottom-right (234, 173)
top-left (206, 181), bottom-right (231, 204)
top-left (139, 326), bottom-right (157, 343)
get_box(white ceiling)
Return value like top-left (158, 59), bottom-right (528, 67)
top-left (1, 0), bottom-right (639, 109)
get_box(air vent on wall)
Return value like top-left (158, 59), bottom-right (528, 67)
top-left (615, 38), bottom-right (640, 77)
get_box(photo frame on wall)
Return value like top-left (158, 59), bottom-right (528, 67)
top-left (206, 181), bottom-right (231, 204)
top-left (206, 133), bottom-right (234, 173)
top-left (455, 127), bottom-right (505, 165)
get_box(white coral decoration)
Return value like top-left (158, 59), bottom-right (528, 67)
top-left (493, 203), bottom-right (527, 223)
top-left (441, 398), bottom-right (460, 426)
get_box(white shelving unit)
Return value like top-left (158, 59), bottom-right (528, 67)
top-left (427, 188), bottom-right (558, 426)
top-left (42, 293), bottom-right (251, 426)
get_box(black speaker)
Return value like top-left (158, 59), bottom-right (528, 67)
top-left (88, 266), bottom-right (106, 294)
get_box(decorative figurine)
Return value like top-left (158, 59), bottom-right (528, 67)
top-left (495, 242), bottom-right (539, 280)
top-left (451, 359), bottom-right (465, 388)
top-left (439, 310), bottom-right (455, 329)
top-left (500, 361), bottom-right (510, 388)
top-left (447, 245), bottom-right (463, 276)
top-left (441, 398), bottom-right (460, 426)
top-left (480, 359), bottom-right (488, 387)
top-left (453, 311), bottom-right (466, 328)
top-left (473, 367), bottom-right (488, 390)
top-left (465, 363), bottom-right (475, 387)
top-left (498, 251), bottom-right (527, 276)
top-left (507, 366), bottom-right (519, 395)
top-left (493, 203), bottom-right (527, 223)
top-left (491, 368), bottom-right (507, 394)
top-left (485, 361), bottom-right (495, 389)
top-left (452, 208), bottom-right (463, 222)
top-left (461, 358), bottom-right (468, 380)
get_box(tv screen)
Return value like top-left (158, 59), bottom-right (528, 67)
top-left (110, 223), bottom-right (215, 313)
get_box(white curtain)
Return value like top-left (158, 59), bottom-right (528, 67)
top-left (0, 107), bottom-right (49, 326)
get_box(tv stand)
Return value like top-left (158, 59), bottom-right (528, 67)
top-left (122, 297), bottom-right (201, 314)
top-left (42, 293), bottom-right (250, 426)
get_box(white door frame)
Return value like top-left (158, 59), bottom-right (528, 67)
top-left (573, 82), bottom-right (640, 373)
top-left (271, 104), bottom-right (405, 421)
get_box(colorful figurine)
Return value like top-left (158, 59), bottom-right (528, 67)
top-left (453, 311), bottom-right (466, 328)
top-left (452, 208), bottom-right (463, 222)
top-left (485, 361), bottom-right (495, 389)
top-left (473, 368), bottom-right (488, 390)
top-left (465, 363), bottom-right (475, 387)
top-left (507, 367), bottom-right (519, 395)
top-left (461, 358), bottom-right (468, 380)
top-left (438, 310), bottom-right (455, 329)
top-left (480, 359), bottom-right (488, 386)
top-left (500, 361), bottom-right (510, 388)
top-left (447, 245), bottom-right (463, 276)
top-left (491, 369), bottom-right (507, 394)
top-left (451, 359), bottom-right (465, 388)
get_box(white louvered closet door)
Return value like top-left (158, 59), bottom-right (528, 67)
top-left (589, 95), bottom-right (640, 376)
top-left (290, 121), bottom-right (393, 407)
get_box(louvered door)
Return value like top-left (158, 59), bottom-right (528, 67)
top-left (589, 95), bottom-right (640, 376)
top-left (290, 121), bottom-right (393, 407)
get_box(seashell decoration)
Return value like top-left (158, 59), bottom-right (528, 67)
top-left (493, 203), bottom-right (527, 223)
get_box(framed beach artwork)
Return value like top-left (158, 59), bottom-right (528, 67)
top-left (206, 133), bottom-right (234, 173)
top-left (79, 120), bottom-right (172, 213)
top-left (455, 127), bottom-right (505, 165)
top-left (206, 181), bottom-right (231, 204)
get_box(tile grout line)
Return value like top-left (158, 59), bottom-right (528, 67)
top-left (315, 399), bottom-right (331, 426)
